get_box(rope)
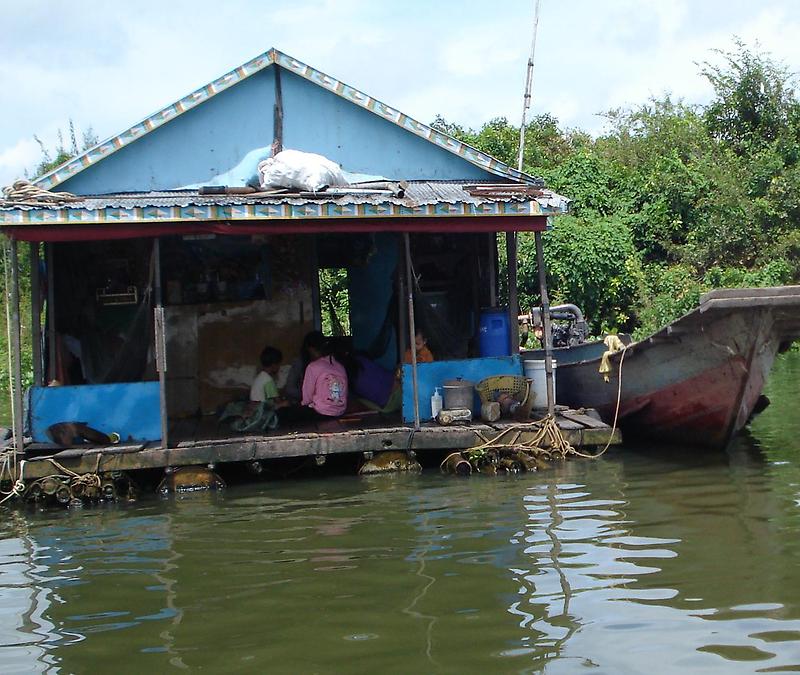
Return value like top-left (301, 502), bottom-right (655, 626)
top-left (0, 459), bottom-right (25, 505)
top-left (20, 454), bottom-right (103, 503)
top-left (599, 334), bottom-right (626, 382)
top-left (441, 415), bottom-right (581, 474)
top-left (46, 457), bottom-right (81, 478)
top-left (1, 180), bottom-right (80, 206)
top-left (596, 344), bottom-right (628, 457)
top-left (0, 450), bottom-right (109, 505)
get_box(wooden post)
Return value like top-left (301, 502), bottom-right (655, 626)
top-left (29, 242), bottom-right (43, 386)
top-left (272, 65), bottom-right (284, 155)
top-left (9, 239), bottom-right (24, 451)
top-left (310, 236), bottom-right (322, 331)
top-left (488, 233), bottom-right (497, 307)
top-left (396, 235), bottom-right (407, 359)
top-left (403, 233), bottom-right (420, 430)
top-left (153, 238), bottom-right (169, 449)
top-left (471, 235), bottom-right (481, 345)
top-left (535, 231), bottom-right (555, 416)
top-left (46, 243), bottom-right (56, 383)
top-left (506, 232), bottom-right (520, 353)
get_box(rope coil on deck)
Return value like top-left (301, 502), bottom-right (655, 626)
top-left (440, 413), bottom-right (608, 476)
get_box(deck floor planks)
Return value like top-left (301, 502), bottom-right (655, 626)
top-left (21, 408), bottom-right (620, 479)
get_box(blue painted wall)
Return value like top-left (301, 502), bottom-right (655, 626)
top-left (401, 356), bottom-right (523, 422)
top-left (59, 65), bottom-right (496, 195)
top-left (29, 382), bottom-right (161, 443)
top-left (280, 69), bottom-right (495, 181)
top-left (60, 69), bottom-right (276, 195)
top-left (348, 233), bottom-right (399, 369)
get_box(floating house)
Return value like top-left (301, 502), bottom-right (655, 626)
top-left (0, 48), bottom-right (615, 493)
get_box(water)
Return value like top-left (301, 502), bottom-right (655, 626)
top-left (1, 353), bottom-right (799, 674)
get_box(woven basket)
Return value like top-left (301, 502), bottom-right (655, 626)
top-left (475, 375), bottom-right (528, 403)
top-left (476, 375), bottom-right (535, 420)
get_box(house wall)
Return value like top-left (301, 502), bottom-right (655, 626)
top-left (29, 382), bottom-right (161, 443)
top-left (165, 294), bottom-right (314, 416)
top-left (59, 69), bottom-right (276, 195)
top-left (163, 233), bottom-right (315, 416)
top-left (280, 69), bottom-right (494, 181)
top-left (57, 66), bottom-right (496, 195)
top-left (401, 356), bottom-right (523, 422)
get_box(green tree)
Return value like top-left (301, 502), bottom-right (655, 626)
top-left (702, 39), bottom-right (799, 157)
top-left (517, 215), bottom-right (640, 333)
top-left (30, 119), bottom-right (98, 179)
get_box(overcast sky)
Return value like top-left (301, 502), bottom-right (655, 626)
top-left (2, 0), bottom-right (800, 185)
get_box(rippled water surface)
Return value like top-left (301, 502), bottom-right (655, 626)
top-left (1, 353), bottom-right (800, 673)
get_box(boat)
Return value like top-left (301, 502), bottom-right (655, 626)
top-left (524, 286), bottom-right (800, 449)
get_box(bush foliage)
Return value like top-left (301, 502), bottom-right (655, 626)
top-left (433, 41), bottom-right (800, 337)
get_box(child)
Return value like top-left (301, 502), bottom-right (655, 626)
top-left (220, 345), bottom-right (286, 432)
top-left (404, 330), bottom-right (434, 364)
top-left (250, 346), bottom-right (283, 406)
top-left (278, 333), bottom-right (348, 425)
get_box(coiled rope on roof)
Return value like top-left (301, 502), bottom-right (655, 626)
top-left (1, 179), bottom-right (80, 206)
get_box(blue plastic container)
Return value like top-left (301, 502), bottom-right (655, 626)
top-left (478, 307), bottom-right (511, 357)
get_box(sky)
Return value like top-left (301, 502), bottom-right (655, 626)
top-left (2, 0), bottom-right (800, 186)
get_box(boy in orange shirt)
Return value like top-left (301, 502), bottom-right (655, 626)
top-left (404, 331), bottom-right (434, 364)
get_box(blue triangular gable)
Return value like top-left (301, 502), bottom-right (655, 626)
top-left (39, 49), bottom-right (537, 195)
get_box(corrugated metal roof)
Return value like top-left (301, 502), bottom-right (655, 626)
top-left (0, 181), bottom-right (569, 212)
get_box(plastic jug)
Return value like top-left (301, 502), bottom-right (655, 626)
top-left (431, 387), bottom-right (443, 418)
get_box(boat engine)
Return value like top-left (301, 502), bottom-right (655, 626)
top-left (520, 304), bottom-right (589, 348)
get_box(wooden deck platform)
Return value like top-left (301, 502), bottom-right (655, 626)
top-left (20, 408), bottom-right (621, 480)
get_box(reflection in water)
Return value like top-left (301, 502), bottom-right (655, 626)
top-left (0, 512), bottom-right (59, 674)
top-left (0, 352), bottom-right (797, 672)
top-left (402, 510), bottom-right (439, 667)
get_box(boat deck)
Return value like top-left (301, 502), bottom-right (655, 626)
top-left (20, 407), bottom-right (621, 480)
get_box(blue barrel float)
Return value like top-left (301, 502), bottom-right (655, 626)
top-left (478, 307), bottom-right (511, 357)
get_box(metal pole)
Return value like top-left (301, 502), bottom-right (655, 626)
top-left (506, 232), bottom-right (520, 353)
top-left (30, 243), bottom-right (43, 387)
top-left (535, 230), bottom-right (555, 416)
top-left (46, 243), bottom-right (56, 383)
top-left (9, 239), bottom-right (24, 452)
top-left (153, 238), bottom-right (169, 449)
top-left (517, 0), bottom-right (542, 172)
top-left (403, 233), bottom-right (420, 430)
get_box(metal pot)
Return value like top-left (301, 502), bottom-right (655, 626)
top-left (442, 378), bottom-right (474, 414)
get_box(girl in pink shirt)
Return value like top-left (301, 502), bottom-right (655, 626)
top-left (302, 355), bottom-right (348, 416)
top-left (278, 333), bottom-right (348, 425)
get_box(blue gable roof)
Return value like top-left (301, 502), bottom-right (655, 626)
top-left (38, 49), bottom-right (539, 195)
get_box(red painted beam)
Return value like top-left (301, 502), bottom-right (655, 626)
top-left (6, 215), bottom-right (549, 242)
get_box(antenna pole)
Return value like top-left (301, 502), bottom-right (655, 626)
top-left (517, 0), bottom-right (542, 172)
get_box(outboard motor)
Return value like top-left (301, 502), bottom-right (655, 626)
top-left (520, 304), bottom-right (589, 348)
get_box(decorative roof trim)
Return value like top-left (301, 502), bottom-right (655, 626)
top-left (0, 198), bottom-right (555, 227)
top-left (34, 49), bottom-right (537, 190)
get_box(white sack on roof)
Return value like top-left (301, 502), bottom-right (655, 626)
top-left (258, 149), bottom-right (349, 191)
